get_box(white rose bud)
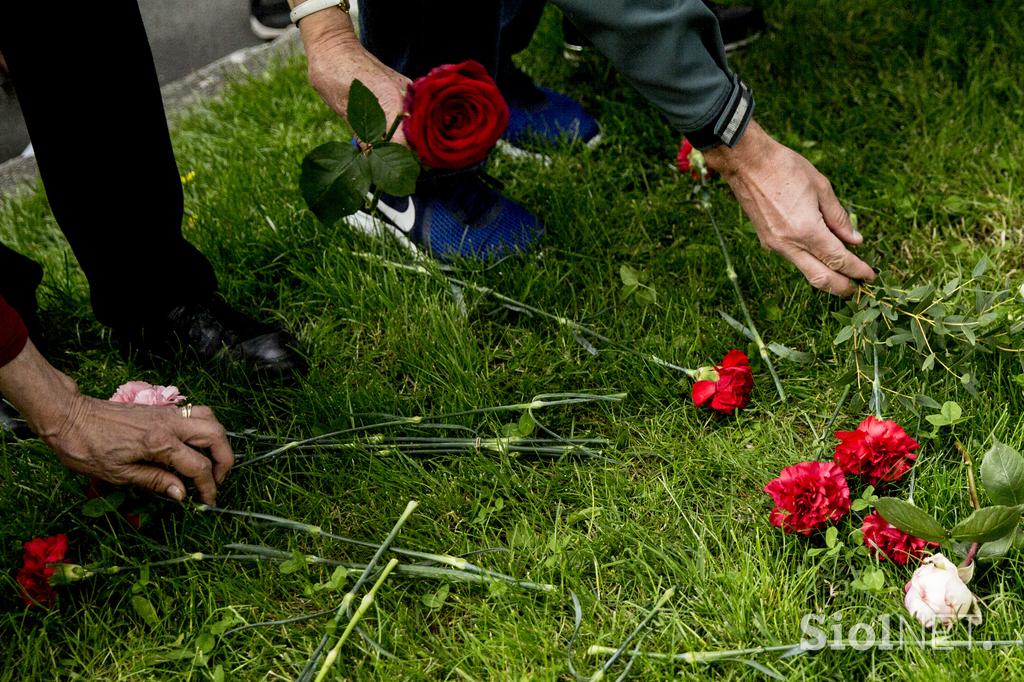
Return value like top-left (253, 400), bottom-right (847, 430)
top-left (904, 553), bottom-right (982, 629)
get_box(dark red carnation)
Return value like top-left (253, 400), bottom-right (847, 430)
top-left (764, 461), bottom-right (851, 535)
top-left (692, 349), bottom-right (754, 414)
top-left (403, 60), bottom-right (509, 170)
top-left (17, 534), bottom-right (68, 606)
top-left (834, 416), bottom-right (918, 486)
top-left (861, 511), bottom-right (937, 566)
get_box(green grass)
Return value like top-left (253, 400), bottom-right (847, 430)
top-left (3, 1), bottom-right (1024, 679)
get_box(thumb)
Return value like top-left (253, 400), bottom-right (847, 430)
top-left (124, 465), bottom-right (188, 502)
top-left (818, 185), bottom-right (862, 245)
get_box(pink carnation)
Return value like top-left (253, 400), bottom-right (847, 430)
top-left (110, 381), bottom-right (185, 406)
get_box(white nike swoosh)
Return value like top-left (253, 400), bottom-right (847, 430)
top-left (370, 193), bottom-right (416, 233)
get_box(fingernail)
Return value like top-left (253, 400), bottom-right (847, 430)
top-left (852, 229), bottom-right (863, 241)
top-left (167, 485), bottom-right (185, 501)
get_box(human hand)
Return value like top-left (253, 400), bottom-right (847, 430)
top-left (44, 397), bottom-right (233, 505)
top-left (297, 9), bottom-right (412, 144)
top-left (0, 341), bottom-right (233, 504)
top-left (704, 121), bottom-right (875, 296)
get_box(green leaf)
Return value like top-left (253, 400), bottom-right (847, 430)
top-left (825, 525), bottom-right (839, 548)
top-left (300, 141), bottom-right (371, 223)
top-left (279, 550), bottom-right (308, 575)
top-left (973, 255), bottom-right (990, 278)
top-left (421, 584), bottom-right (449, 609)
top-left (619, 265), bottom-right (640, 287)
top-left (767, 343), bottom-right (813, 363)
top-left (82, 492), bottom-right (126, 517)
top-left (347, 79), bottom-right (387, 143)
top-left (131, 596), bottom-right (160, 628)
top-left (874, 498), bottom-right (947, 543)
top-left (980, 442), bottom-right (1024, 506)
top-left (916, 395), bottom-right (942, 410)
top-left (941, 401), bottom-right (962, 422)
top-left (634, 287), bottom-right (657, 306)
top-left (367, 142), bottom-right (420, 196)
top-left (517, 412), bottom-right (535, 438)
top-left (833, 326), bottom-right (854, 346)
top-left (949, 505), bottom-right (1021, 543)
top-left (921, 353), bottom-right (935, 371)
top-left (976, 526), bottom-right (1024, 561)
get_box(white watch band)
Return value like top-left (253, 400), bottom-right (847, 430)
top-left (290, 0), bottom-right (349, 25)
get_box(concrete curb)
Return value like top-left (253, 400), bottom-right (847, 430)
top-left (0, 29), bottom-right (301, 201)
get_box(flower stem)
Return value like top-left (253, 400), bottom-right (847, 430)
top-left (589, 586), bottom-right (676, 681)
top-left (314, 557), bottom-right (400, 682)
top-left (703, 197), bottom-right (786, 401)
top-left (955, 440), bottom-right (983, 568)
top-left (298, 501), bottom-right (418, 682)
top-left (347, 251), bottom-right (698, 376)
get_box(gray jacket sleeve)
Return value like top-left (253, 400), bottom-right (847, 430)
top-left (554, 0), bottom-right (754, 148)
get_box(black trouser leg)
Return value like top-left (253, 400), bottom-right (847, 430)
top-left (360, 1), bottom-right (504, 78)
top-left (0, 1), bottom-right (217, 330)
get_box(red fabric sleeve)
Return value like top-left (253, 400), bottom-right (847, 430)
top-left (0, 295), bottom-right (29, 368)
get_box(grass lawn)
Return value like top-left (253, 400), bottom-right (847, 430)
top-left (3, 1), bottom-right (1024, 679)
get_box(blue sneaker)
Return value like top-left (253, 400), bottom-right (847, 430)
top-left (346, 171), bottom-right (544, 260)
top-left (499, 70), bottom-right (601, 154)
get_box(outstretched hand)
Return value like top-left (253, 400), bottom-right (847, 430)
top-left (705, 121), bottom-right (875, 296)
top-left (0, 340), bottom-right (233, 505)
top-left (45, 398), bottom-right (233, 505)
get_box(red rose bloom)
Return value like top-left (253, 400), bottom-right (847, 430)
top-left (403, 60), bottom-right (510, 170)
top-left (692, 349), bottom-right (754, 414)
top-left (861, 511), bottom-right (937, 566)
top-left (16, 534), bottom-right (68, 606)
top-left (764, 461), bottom-right (851, 535)
top-left (834, 416), bottom-right (919, 486)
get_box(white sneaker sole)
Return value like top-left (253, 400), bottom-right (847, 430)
top-left (345, 210), bottom-right (421, 256)
top-left (249, 16), bottom-right (289, 41)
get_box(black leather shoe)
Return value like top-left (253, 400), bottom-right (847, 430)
top-left (117, 295), bottom-right (305, 377)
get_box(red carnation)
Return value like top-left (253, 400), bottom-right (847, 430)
top-left (834, 416), bottom-right (919, 486)
top-left (764, 461), bottom-right (851, 535)
top-left (861, 511), bottom-right (937, 566)
top-left (16, 534), bottom-right (68, 606)
top-left (677, 138), bottom-right (695, 173)
top-left (403, 60), bottom-right (509, 170)
top-left (692, 349), bottom-right (754, 414)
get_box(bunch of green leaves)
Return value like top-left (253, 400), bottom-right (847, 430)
top-left (832, 257), bottom-right (1024, 411)
top-left (875, 441), bottom-right (1024, 560)
top-left (299, 80), bottom-right (419, 223)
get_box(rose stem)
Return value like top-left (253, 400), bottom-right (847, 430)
top-left (954, 439), bottom-right (982, 567)
top-left (298, 501), bottom-right (417, 682)
top-left (314, 557), bottom-right (400, 682)
top-left (703, 196), bottom-right (786, 401)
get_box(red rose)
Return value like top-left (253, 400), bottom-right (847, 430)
top-left (403, 60), bottom-right (510, 170)
top-left (692, 349), bottom-right (754, 414)
top-left (834, 416), bottom-right (919, 486)
top-left (861, 511), bottom-right (937, 566)
top-left (17, 534), bottom-right (68, 606)
top-left (764, 461), bottom-right (851, 535)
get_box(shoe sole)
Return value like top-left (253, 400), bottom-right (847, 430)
top-left (345, 210), bottom-right (422, 256)
top-left (249, 16), bottom-right (290, 41)
top-left (497, 130), bottom-right (603, 164)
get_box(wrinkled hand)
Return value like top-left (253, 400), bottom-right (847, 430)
top-left (299, 10), bottom-right (411, 144)
top-left (705, 121), bottom-right (875, 296)
top-left (44, 397), bottom-right (233, 505)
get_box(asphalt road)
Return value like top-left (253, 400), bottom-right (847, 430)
top-left (1, 0), bottom-right (263, 162)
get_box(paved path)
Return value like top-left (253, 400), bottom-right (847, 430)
top-left (1, 0), bottom-right (263, 161)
